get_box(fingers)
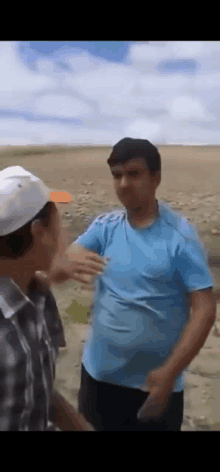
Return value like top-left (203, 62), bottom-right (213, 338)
top-left (63, 245), bottom-right (110, 273)
top-left (84, 261), bottom-right (106, 272)
top-left (85, 254), bottom-right (110, 267)
top-left (72, 276), bottom-right (92, 286)
top-left (86, 253), bottom-right (107, 263)
top-left (77, 267), bottom-right (104, 276)
top-left (44, 249), bottom-right (109, 285)
top-left (79, 258), bottom-right (106, 271)
top-left (68, 254), bottom-right (106, 274)
top-left (49, 269), bottom-right (93, 287)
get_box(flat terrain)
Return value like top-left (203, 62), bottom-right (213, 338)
top-left (1, 144), bottom-right (220, 431)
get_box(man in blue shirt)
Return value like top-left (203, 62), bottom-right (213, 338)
top-left (46, 137), bottom-right (216, 431)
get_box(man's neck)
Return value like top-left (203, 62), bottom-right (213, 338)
top-left (127, 199), bottom-right (159, 228)
top-left (2, 274), bottom-right (31, 297)
top-left (12, 277), bottom-right (32, 297)
top-left (0, 262), bottom-right (34, 297)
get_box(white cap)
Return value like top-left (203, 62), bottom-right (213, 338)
top-left (0, 166), bottom-right (52, 236)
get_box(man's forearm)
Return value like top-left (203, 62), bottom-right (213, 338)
top-left (159, 309), bottom-right (216, 381)
top-left (49, 388), bottom-right (94, 431)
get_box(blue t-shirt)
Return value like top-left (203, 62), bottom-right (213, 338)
top-left (75, 200), bottom-right (215, 392)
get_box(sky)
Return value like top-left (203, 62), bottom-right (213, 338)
top-left (1, 40), bottom-right (220, 147)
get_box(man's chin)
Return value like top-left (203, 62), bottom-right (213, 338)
top-left (35, 261), bottom-right (51, 274)
top-left (125, 204), bottom-right (143, 213)
top-left (121, 199), bottom-right (135, 209)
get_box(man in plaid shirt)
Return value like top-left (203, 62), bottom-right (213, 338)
top-left (0, 166), bottom-right (106, 431)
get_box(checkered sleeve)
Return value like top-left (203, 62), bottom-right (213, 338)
top-left (0, 313), bottom-right (22, 431)
top-left (44, 290), bottom-right (66, 349)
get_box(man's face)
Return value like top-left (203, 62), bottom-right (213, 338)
top-left (110, 158), bottom-right (161, 211)
top-left (32, 203), bottom-right (68, 272)
top-left (0, 204), bottom-right (68, 293)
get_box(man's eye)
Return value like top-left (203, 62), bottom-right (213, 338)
top-left (113, 173), bottom-right (138, 178)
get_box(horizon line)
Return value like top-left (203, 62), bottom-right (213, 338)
top-left (0, 143), bottom-right (220, 148)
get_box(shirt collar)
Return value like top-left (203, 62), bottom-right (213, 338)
top-left (0, 276), bottom-right (46, 319)
top-left (125, 199), bottom-right (160, 229)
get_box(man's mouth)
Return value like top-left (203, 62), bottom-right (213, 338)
top-left (121, 193), bottom-right (132, 200)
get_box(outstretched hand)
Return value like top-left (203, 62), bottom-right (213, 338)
top-left (36, 245), bottom-right (108, 289)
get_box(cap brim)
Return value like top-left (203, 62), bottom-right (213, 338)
top-left (48, 188), bottom-right (72, 204)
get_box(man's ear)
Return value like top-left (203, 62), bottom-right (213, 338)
top-left (155, 171), bottom-right (161, 188)
top-left (31, 219), bottom-right (44, 238)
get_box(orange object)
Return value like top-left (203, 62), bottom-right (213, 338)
top-left (50, 191), bottom-right (71, 203)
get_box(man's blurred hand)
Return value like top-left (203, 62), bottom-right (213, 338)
top-left (50, 388), bottom-right (97, 431)
top-left (137, 368), bottom-right (174, 422)
top-left (37, 244), bottom-right (107, 289)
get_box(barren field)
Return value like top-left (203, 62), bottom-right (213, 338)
top-left (1, 144), bottom-right (220, 431)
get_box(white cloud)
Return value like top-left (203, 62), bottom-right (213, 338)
top-left (171, 41), bottom-right (205, 58)
top-left (64, 64), bottom-right (189, 119)
top-left (64, 64), bottom-right (139, 100)
top-left (128, 43), bottom-right (171, 63)
top-left (35, 58), bottom-right (55, 75)
top-left (139, 74), bottom-right (188, 91)
top-left (129, 41), bottom-right (220, 65)
top-left (123, 119), bottom-right (162, 140)
top-left (0, 42), bottom-right (55, 92)
top-left (0, 117), bottom-right (121, 146)
top-left (0, 137), bottom-right (34, 146)
top-left (168, 95), bottom-right (215, 121)
top-left (194, 71), bottom-right (220, 89)
top-left (34, 94), bottom-right (94, 119)
top-left (64, 50), bottom-right (108, 72)
top-left (0, 91), bottom-right (31, 112)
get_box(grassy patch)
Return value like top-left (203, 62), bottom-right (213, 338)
top-left (66, 298), bottom-right (89, 324)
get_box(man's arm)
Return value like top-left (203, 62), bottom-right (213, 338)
top-left (33, 274), bottom-right (67, 347)
top-left (49, 388), bottom-right (96, 431)
top-left (137, 289), bottom-right (217, 422)
top-left (159, 289), bottom-right (216, 381)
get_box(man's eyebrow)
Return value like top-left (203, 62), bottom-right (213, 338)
top-left (111, 169), bottom-right (140, 174)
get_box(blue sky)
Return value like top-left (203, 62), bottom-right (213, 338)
top-left (1, 41), bottom-right (220, 146)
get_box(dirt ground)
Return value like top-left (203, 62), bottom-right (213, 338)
top-left (1, 144), bottom-right (220, 431)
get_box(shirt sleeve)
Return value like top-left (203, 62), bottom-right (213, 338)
top-left (0, 315), bottom-right (14, 430)
top-left (176, 234), bottom-right (216, 293)
top-left (74, 214), bottom-right (106, 255)
top-left (44, 290), bottom-right (66, 348)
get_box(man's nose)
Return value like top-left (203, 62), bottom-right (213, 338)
top-left (120, 176), bottom-right (129, 188)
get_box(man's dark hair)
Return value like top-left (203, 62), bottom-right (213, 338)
top-left (107, 137), bottom-right (161, 177)
top-left (0, 201), bottom-right (55, 260)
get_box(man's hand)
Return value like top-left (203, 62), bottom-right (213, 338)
top-left (50, 388), bottom-right (97, 431)
top-left (36, 245), bottom-right (108, 289)
top-left (137, 368), bottom-right (174, 422)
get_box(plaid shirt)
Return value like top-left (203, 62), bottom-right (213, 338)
top-left (0, 276), bottom-right (65, 431)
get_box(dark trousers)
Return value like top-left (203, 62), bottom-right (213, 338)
top-left (78, 363), bottom-right (184, 431)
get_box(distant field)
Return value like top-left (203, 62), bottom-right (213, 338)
top-left (0, 143), bottom-right (220, 156)
top-left (0, 144), bottom-right (113, 158)
top-left (1, 143), bottom-right (220, 207)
